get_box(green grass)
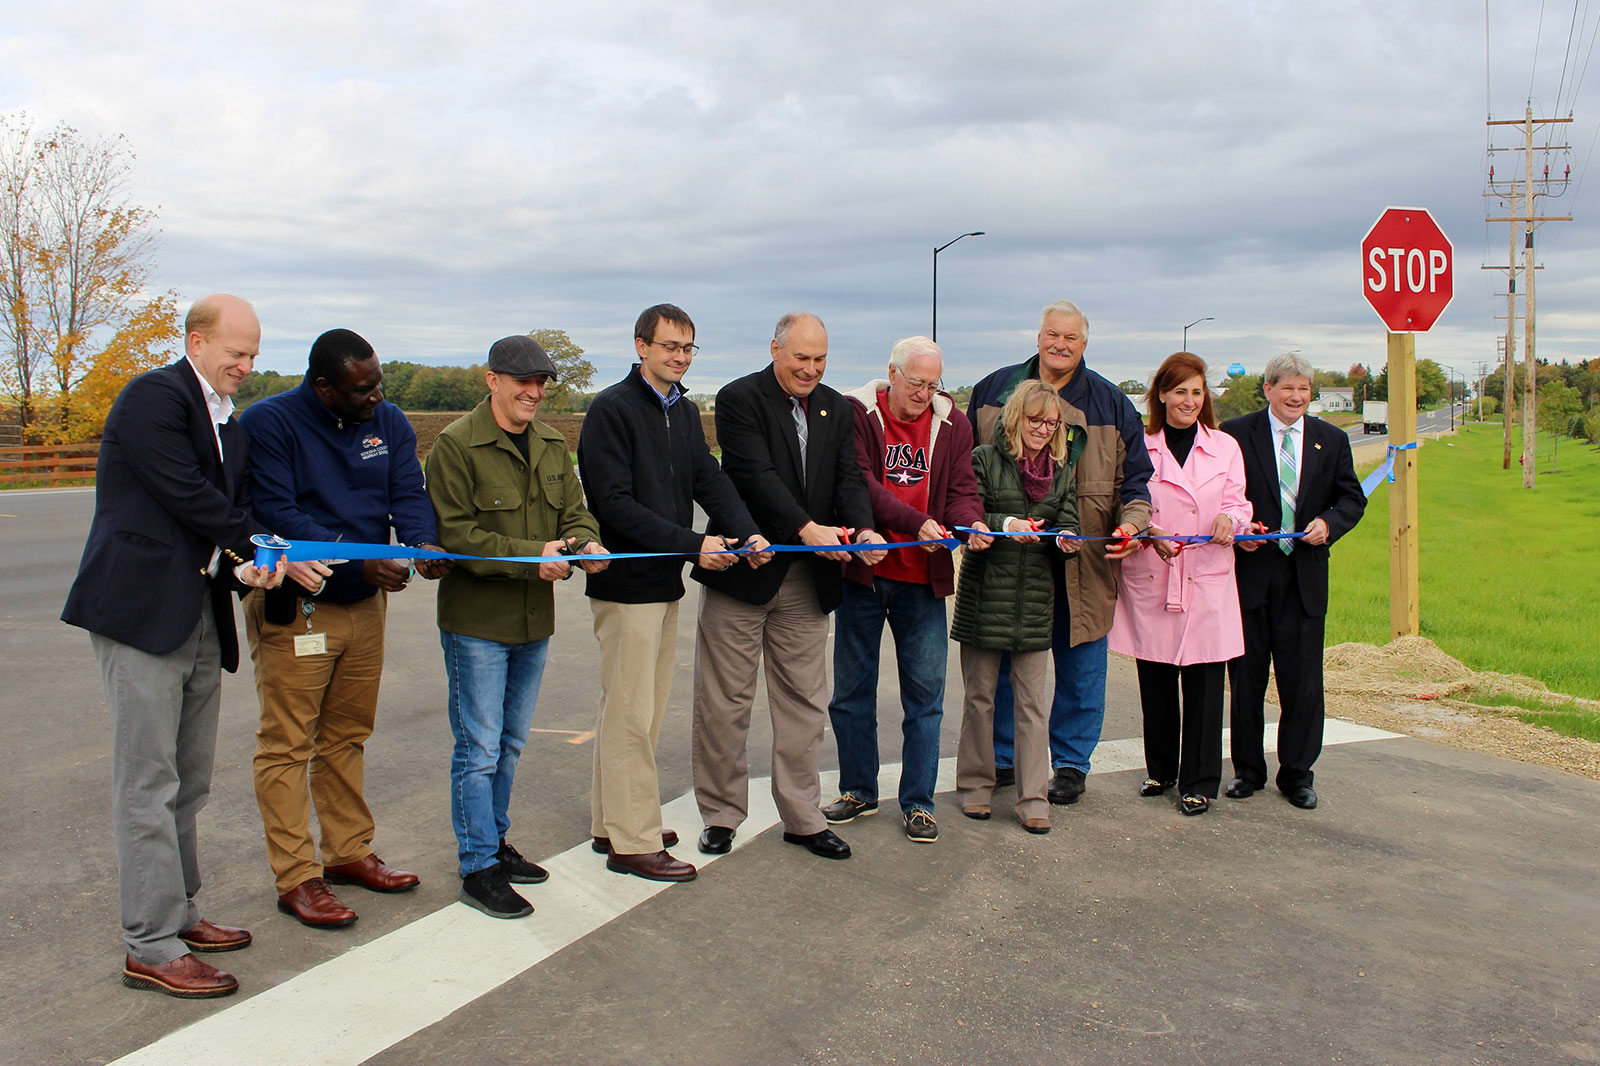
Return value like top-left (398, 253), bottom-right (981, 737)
top-left (1327, 423), bottom-right (1600, 702)
top-left (1454, 688), bottom-right (1600, 742)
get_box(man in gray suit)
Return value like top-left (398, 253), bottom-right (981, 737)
top-left (63, 294), bottom-right (285, 998)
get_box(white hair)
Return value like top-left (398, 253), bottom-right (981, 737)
top-left (888, 336), bottom-right (943, 373)
top-left (1039, 300), bottom-right (1089, 337)
top-left (1263, 351), bottom-right (1315, 385)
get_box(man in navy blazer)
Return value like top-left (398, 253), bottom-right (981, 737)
top-left (690, 312), bottom-right (884, 861)
top-left (63, 294), bottom-right (284, 999)
top-left (1220, 352), bottom-right (1366, 810)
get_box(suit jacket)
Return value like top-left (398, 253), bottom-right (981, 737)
top-left (62, 361), bottom-right (258, 671)
top-left (1221, 409), bottom-right (1366, 618)
top-left (692, 365), bottom-right (874, 611)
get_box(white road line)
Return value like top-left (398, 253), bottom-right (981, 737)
top-left (109, 718), bottom-right (1399, 1066)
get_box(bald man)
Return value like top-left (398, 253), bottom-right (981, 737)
top-left (64, 294), bottom-right (285, 999)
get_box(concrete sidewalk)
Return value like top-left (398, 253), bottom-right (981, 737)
top-left (2, 488), bottom-right (1596, 1066)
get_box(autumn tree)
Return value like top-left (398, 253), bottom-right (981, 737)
top-left (0, 114), bottom-right (176, 441)
top-left (528, 328), bottom-right (595, 412)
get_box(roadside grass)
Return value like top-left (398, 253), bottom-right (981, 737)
top-left (1455, 688), bottom-right (1600, 743)
top-left (1327, 423), bottom-right (1600, 707)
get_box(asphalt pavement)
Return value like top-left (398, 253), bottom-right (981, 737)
top-left (1, 485), bottom-right (1595, 1066)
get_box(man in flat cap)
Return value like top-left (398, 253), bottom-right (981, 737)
top-left (426, 334), bottom-right (607, 919)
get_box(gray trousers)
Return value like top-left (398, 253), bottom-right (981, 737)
top-left (92, 611), bottom-right (222, 965)
top-left (692, 568), bottom-right (830, 836)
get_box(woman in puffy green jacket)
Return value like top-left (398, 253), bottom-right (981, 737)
top-left (952, 380), bottom-right (1082, 834)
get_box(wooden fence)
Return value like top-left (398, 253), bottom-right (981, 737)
top-left (0, 444), bottom-right (100, 488)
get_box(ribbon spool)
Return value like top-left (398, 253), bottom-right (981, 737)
top-left (251, 534), bottom-right (291, 570)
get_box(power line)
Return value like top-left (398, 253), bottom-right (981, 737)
top-left (1552, 0), bottom-right (1581, 112)
top-left (1530, 0), bottom-right (1549, 102)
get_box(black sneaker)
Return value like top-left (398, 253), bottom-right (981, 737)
top-left (459, 864), bottom-right (532, 919)
top-left (1048, 766), bottom-right (1087, 805)
top-left (496, 839), bottom-right (549, 884)
top-left (903, 810), bottom-right (939, 843)
top-left (821, 792), bottom-right (879, 824)
top-left (994, 767), bottom-right (1016, 788)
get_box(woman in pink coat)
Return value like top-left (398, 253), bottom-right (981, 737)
top-left (1108, 352), bottom-right (1251, 815)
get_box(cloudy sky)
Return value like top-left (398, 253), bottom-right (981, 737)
top-left (2, 1), bottom-right (1595, 393)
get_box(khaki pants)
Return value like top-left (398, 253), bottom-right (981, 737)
top-left (957, 646), bottom-right (1051, 821)
top-left (245, 590), bottom-right (385, 894)
top-left (692, 568), bottom-right (830, 836)
top-left (589, 599), bottom-right (679, 855)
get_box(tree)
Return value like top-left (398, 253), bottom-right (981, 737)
top-left (0, 114), bottom-right (176, 440)
top-left (1415, 359), bottom-right (1448, 406)
top-left (1214, 374), bottom-right (1266, 420)
top-left (1117, 378), bottom-right (1145, 394)
top-left (1536, 381), bottom-right (1583, 472)
top-left (528, 328), bottom-right (594, 412)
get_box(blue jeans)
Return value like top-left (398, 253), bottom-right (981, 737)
top-left (827, 578), bottom-right (947, 815)
top-left (440, 631), bottom-right (549, 877)
top-left (993, 591), bottom-right (1108, 772)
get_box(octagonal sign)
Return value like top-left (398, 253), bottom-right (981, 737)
top-left (1361, 207), bottom-right (1454, 332)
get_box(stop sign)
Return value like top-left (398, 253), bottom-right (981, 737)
top-left (1361, 207), bottom-right (1453, 332)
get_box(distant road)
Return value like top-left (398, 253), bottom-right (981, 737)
top-left (1346, 400), bottom-right (1468, 446)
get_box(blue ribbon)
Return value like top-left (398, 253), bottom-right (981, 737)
top-left (253, 535), bottom-right (963, 569)
top-left (1360, 441), bottom-right (1419, 497)
top-left (953, 526), bottom-right (1305, 544)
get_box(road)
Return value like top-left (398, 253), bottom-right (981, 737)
top-left (2, 483), bottom-right (1597, 1066)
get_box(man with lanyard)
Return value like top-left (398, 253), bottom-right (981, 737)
top-left (822, 336), bottom-right (988, 844)
top-left (967, 301), bottom-right (1153, 806)
top-left (427, 335), bottom-right (608, 918)
top-left (240, 328), bottom-right (448, 928)
top-left (577, 303), bottom-right (770, 883)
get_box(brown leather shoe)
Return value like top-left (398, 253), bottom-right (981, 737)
top-left (277, 877), bottom-right (358, 928)
top-left (123, 953), bottom-right (239, 998)
top-left (605, 849), bottom-right (697, 882)
top-left (1023, 817), bottom-right (1052, 835)
top-left (323, 853), bottom-right (420, 893)
top-left (590, 829), bottom-right (679, 854)
top-left (178, 918), bottom-right (252, 953)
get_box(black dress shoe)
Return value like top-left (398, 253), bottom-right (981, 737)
top-left (698, 826), bottom-right (735, 854)
top-left (1224, 777), bottom-right (1261, 799)
top-left (782, 829), bottom-right (851, 859)
top-left (1047, 767), bottom-right (1086, 805)
top-left (993, 767), bottom-right (1016, 788)
top-left (1139, 778), bottom-right (1175, 797)
top-left (1284, 785), bottom-right (1319, 810)
top-left (1179, 793), bottom-right (1210, 816)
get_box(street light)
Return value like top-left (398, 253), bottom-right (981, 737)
top-left (1438, 361), bottom-right (1459, 431)
top-left (932, 231), bottom-right (984, 341)
top-left (1182, 316), bottom-right (1214, 351)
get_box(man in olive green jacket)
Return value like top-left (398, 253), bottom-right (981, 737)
top-left (425, 336), bottom-right (606, 920)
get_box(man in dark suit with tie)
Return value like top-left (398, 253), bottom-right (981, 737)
top-left (691, 312), bottom-right (885, 860)
top-left (1220, 352), bottom-right (1366, 810)
top-left (63, 294), bottom-right (285, 998)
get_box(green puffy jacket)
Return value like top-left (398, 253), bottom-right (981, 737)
top-left (950, 432), bottom-right (1082, 651)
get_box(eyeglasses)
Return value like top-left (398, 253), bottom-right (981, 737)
top-left (645, 340), bottom-right (700, 355)
top-left (1025, 414), bottom-right (1062, 431)
top-left (899, 375), bottom-right (942, 394)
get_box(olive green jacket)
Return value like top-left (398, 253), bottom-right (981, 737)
top-left (426, 400), bottom-right (599, 644)
top-left (950, 433), bottom-right (1081, 652)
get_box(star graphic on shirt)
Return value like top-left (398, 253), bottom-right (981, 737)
top-left (891, 471), bottom-right (914, 485)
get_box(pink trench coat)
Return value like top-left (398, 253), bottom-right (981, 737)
top-left (1108, 425), bottom-right (1251, 666)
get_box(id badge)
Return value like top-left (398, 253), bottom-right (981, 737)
top-left (293, 632), bottom-right (328, 656)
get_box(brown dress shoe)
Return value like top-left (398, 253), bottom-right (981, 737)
top-left (591, 829), bottom-right (679, 854)
top-left (123, 953), bottom-right (239, 998)
top-left (323, 854), bottom-right (420, 893)
top-left (178, 918), bottom-right (252, 953)
top-left (1023, 817), bottom-right (1052, 835)
top-left (278, 877), bottom-right (359, 928)
top-left (604, 849), bottom-right (698, 882)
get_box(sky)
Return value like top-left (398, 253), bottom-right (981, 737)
top-left (2, 1), bottom-right (1596, 394)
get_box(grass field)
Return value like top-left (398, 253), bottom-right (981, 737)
top-left (1327, 422), bottom-right (1600, 702)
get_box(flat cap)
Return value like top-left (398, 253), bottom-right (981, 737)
top-left (487, 335), bottom-right (558, 380)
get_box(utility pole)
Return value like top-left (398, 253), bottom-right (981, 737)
top-left (1485, 106), bottom-right (1572, 487)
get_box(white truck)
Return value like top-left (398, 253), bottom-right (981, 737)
top-left (1361, 400), bottom-right (1388, 435)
